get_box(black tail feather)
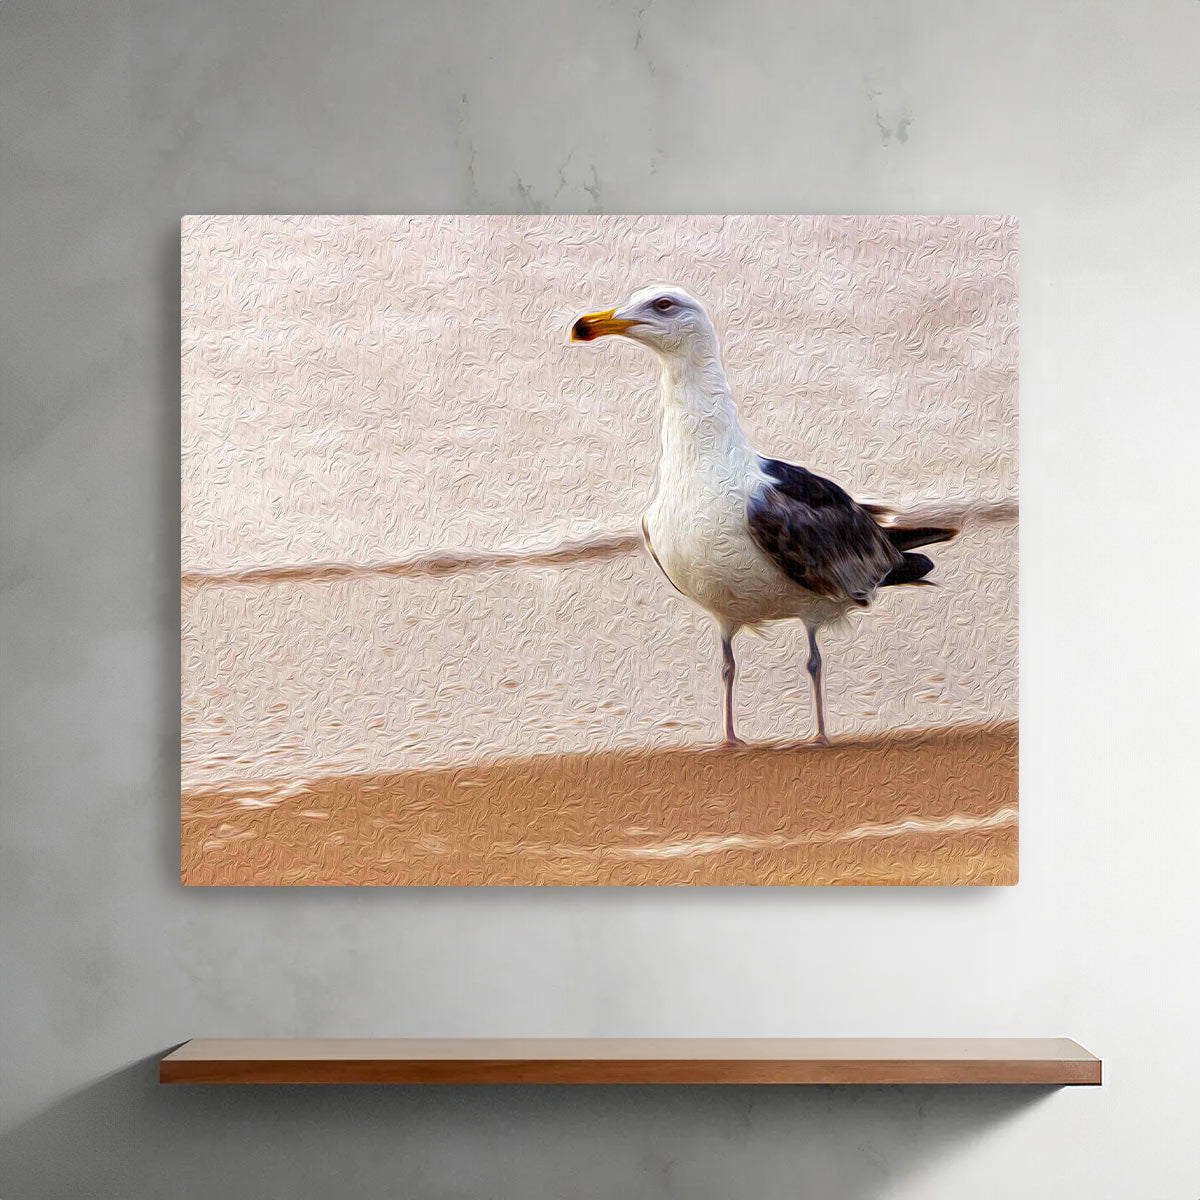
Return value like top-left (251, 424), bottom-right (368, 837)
top-left (881, 551), bottom-right (936, 587)
top-left (882, 525), bottom-right (958, 551)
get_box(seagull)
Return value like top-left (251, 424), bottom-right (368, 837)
top-left (571, 284), bottom-right (958, 747)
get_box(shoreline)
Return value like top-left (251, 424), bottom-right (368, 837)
top-left (183, 721), bottom-right (1017, 887)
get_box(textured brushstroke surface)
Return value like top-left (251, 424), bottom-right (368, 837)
top-left (183, 723), bottom-right (1016, 886)
top-left (181, 215), bottom-right (1018, 886)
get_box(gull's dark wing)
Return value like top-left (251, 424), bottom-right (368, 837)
top-left (747, 457), bottom-right (903, 606)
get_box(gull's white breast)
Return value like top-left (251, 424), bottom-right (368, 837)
top-left (644, 454), bottom-right (840, 629)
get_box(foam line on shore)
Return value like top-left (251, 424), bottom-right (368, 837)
top-left (622, 806), bottom-right (1018, 860)
top-left (181, 499), bottom-right (1017, 589)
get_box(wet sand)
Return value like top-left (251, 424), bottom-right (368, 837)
top-left (182, 722), bottom-right (1016, 886)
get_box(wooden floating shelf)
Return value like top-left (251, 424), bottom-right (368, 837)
top-left (160, 1038), bottom-right (1100, 1086)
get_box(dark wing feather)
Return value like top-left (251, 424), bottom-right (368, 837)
top-left (881, 551), bottom-right (935, 587)
top-left (747, 457), bottom-right (902, 606)
top-left (882, 525), bottom-right (958, 552)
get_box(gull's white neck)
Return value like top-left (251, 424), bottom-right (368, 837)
top-left (656, 343), bottom-right (754, 474)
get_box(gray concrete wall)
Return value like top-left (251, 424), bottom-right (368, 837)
top-left (3, 1), bottom-right (1197, 1196)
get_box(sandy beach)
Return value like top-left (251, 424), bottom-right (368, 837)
top-left (182, 721), bottom-right (1016, 886)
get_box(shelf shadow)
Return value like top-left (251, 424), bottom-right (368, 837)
top-left (2, 1051), bottom-right (1058, 1200)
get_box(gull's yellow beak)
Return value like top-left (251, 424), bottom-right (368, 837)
top-left (570, 308), bottom-right (639, 342)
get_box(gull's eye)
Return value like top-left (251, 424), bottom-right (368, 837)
top-left (653, 297), bottom-right (675, 312)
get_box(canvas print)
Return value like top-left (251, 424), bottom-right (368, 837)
top-left (182, 215), bottom-right (1017, 885)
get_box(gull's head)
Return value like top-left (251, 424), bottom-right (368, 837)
top-left (571, 286), bottom-right (717, 361)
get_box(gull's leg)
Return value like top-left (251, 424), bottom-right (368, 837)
top-left (805, 625), bottom-right (830, 747)
top-left (720, 625), bottom-right (743, 747)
